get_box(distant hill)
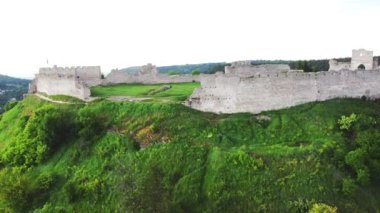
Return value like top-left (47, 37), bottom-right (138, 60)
top-left (119, 56), bottom-right (380, 75)
top-left (120, 62), bottom-right (226, 75)
top-left (0, 74), bottom-right (30, 112)
top-left (0, 74), bottom-right (30, 85)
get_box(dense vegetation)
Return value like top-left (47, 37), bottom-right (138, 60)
top-left (0, 74), bottom-right (30, 113)
top-left (0, 94), bottom-right (380, 212)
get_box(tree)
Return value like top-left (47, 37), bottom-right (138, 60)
top-left (168, 70), bottom-right (180, 75)
top-left (191, 70), bottom-right (201, 75)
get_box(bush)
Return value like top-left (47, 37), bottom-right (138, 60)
top-left (338, 113), bottom-right (357, 130)
top-left (342, 178), bottom-right (357, 195)
top-left (191, 70), bottom-right (201, 75)
top-left (4, 101), bottom-right (18, 111)
top-left (0, 167), bottom-right (32, 211)
top-left (168, 70), bottom-right (180, 75)
top-left (309, 203), bottom-right (337, 213)
top-left (36, 172), bottom-right (58, 191)
top-left (77, 104), bottom-right (113, 141)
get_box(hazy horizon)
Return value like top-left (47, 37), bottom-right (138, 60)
top-left (0, 0), bottom-right (379, 79)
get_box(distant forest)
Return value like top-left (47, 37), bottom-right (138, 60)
top-left (0, 75), bottom-right (30, 112)
top-left (121, 56), bottom-right (380, 74)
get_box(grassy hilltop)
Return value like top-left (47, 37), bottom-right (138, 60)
top-left (0, 87), bottom-right (380, 211)
top-left (91, 82), bottom-right (200, 102)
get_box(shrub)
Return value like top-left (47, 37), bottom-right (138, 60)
top-left (168, 70), bottom-right (180, 75)
top-left (342, 178), bottom-right (357, 195)
top-left (0, 167), bottom-right (31, 211)
top-left (191, 70), bottom-right (201, 75)
top-left (36, 172), bottom-right (58, 191)
top-left (338, 113), bottom-right (357, 130)
top-left (309, 203), bottom-right (337, 213)
top-left (1, 106), bottom-right (77, 166)
top-left (77, 104), bottom-right (113, 141)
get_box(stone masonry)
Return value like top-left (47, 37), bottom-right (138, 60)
top-left (104, 63), bottom-right (199, 85)
top-left (329, 49), bottom-right (374, 71)
top-left (190, 49), bottom-right (380, 114)
top-left (29, 66), bottom-right (102, 100)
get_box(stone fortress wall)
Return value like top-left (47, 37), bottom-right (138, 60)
top-left (190, 49), bottom-right (380, 114)
top-left (29, 64), bottom-right (199, 100)
top-left (29, 66), bottom-right (98, 100)
top-left (103, 63), bottom-right (199, 85)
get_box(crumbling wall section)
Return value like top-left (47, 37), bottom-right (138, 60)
top-left (329, 60), bottom-right (351, 71)
top-left (225, 62), bottom-right (291, 76)
top-left (104, 64), bottom-right (199, 85)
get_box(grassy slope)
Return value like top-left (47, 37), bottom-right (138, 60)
top-left (0, 96), bottom-right (379, 212)
top-left (91, 82), bottom-right (200, 102)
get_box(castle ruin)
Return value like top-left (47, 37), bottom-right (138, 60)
top-left (189, 49), bottom-right (380, 114)
top-left (104, 63), bottom-right (199, 85)
top-left (29, 49), bottom-right (380, 113)
top-left (29, 66), bottom-right (102, 100)
top-left (329, 49), bottom-right (377, 71)
top-left (29, 63), bottom-right (199, 100)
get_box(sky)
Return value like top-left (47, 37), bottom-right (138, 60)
top-left (0, 0), bottom-right (379, 79)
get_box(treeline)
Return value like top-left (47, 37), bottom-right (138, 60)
top-left (120, 55), bottom-right (380, 75)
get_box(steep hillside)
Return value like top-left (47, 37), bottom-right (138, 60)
top-left (0, 96), bottom-right (380, 212)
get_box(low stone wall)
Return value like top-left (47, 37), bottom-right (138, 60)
top-left (104, 70), bottom-right (199, 85)
top-left (190, 70), bottom-right (380, 114)
top-left (225, 63), bottom-right (291, 76)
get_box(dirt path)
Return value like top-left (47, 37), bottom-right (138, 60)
top-left (34, 93), bottom-right (79, 105)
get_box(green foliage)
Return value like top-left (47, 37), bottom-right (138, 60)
top-left (338, 113), bottom-right (357, 130)
top-left (3, 101), bottom-right (18, 112)
top-left (64, 168), bottom-right (105, 203)
top-left (342, 178), bottom-right (357, 195)
top-left (0, 97), bottom-right (380, 211)
top-left (191, 70), bottom-right (201, 75)
top-left (0, 167), bottom-right (31, 211)
top-left (168, 70), bottom-right (180, 75)
top-left (289, 60), bottom-right (330, 72)
top-left (1, 105), bottom-right (77, 166)
top-left (77, 103), bottom-right (113, 141)
top-left (309, 203), bottom-right (337, 213)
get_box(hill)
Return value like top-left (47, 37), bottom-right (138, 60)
top-left (0, 74), bottom-right (30, 113)
top-left (119, 56), bottom-right (380, 75)
top-left (120, 62), bottom-right (226, 75)
top-left (0, 94), bottom-right (379, 212)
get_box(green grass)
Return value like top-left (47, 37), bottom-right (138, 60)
top-left (49, 95), bottom-right (85, 104)
top-left (91, 82), bottom-right (200, 102)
